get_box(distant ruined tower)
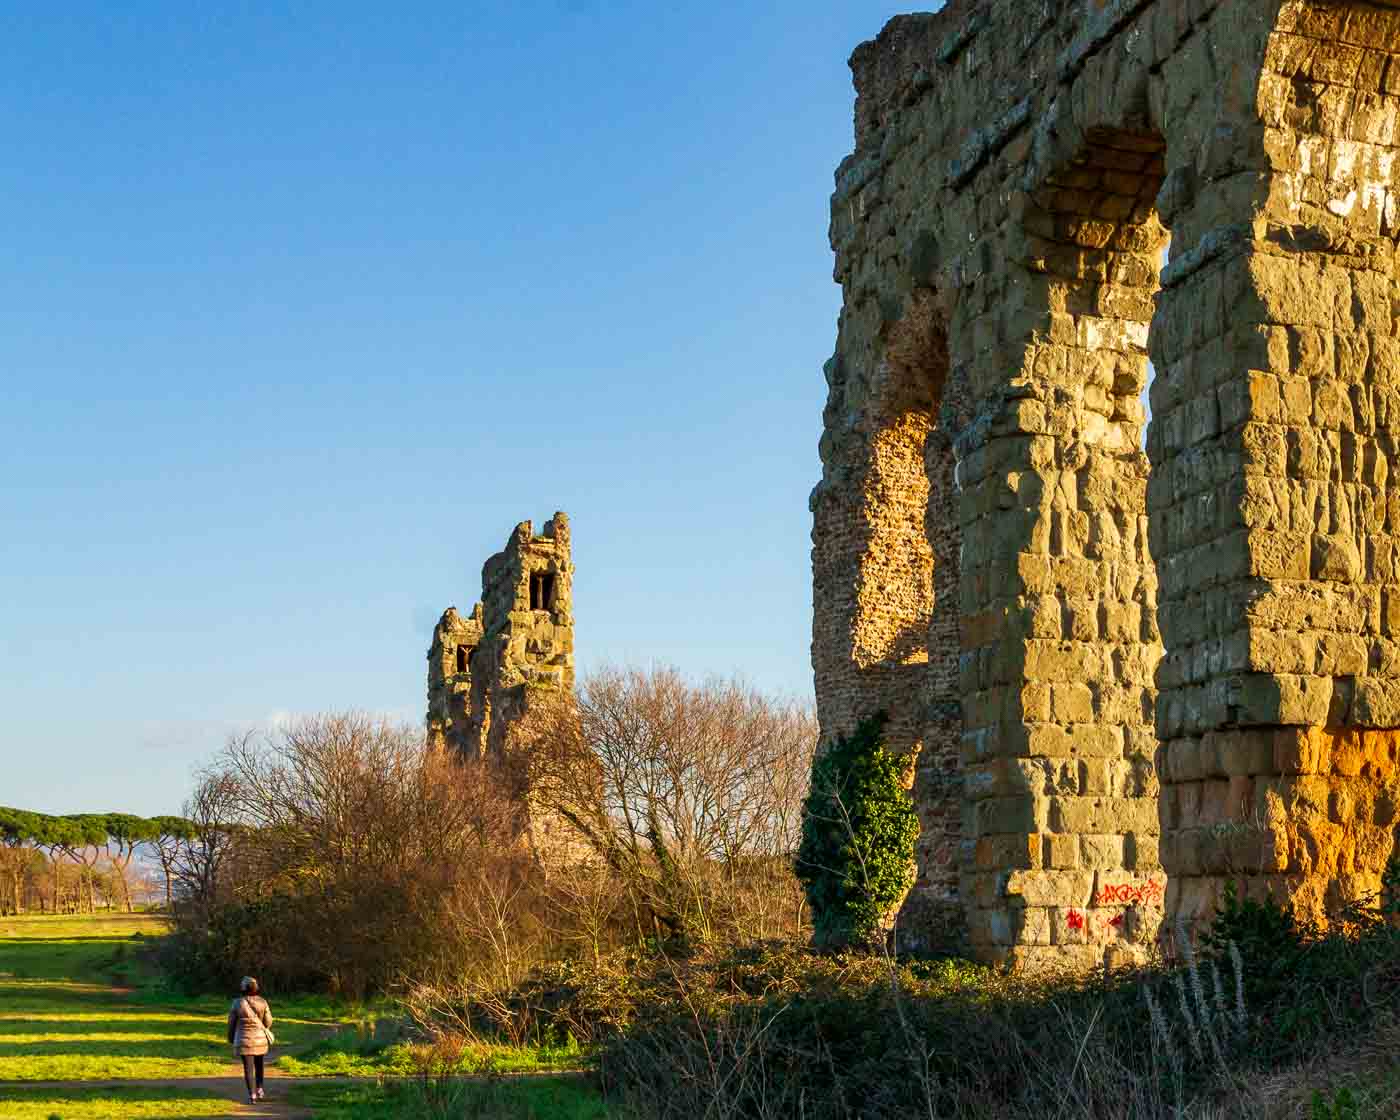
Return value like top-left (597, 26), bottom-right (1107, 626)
top-left (427, 512), bottom-right (575, 760)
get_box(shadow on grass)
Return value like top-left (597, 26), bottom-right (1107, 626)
top-left (0, 937), bottom-right (137, 983)
top-left (2, 934), bottom-right (154, 942)
top-left (0, 1085), bottom-right (229, 1120)
top-left (0, 980), bottom-right (134, 1015)
top-left (0, 1036), bottom-right (230, 1059)
top-left (1, 922), bottom-right (371, 1085)
top-left (0, 1016), bottom-right (211, 1036)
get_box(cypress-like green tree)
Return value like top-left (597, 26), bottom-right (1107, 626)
top-left (796, 714), bottom-right (918, 950)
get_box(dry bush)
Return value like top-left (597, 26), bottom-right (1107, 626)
top-left (1245, 1018), bottom-right (1400, 1119)
top-left (401, 669), bottom-right (817, 1050)
top-left (599, 889), bottom-right (1400, 1120)
top-left (170, 667), bottom-right (817, 1021)
top-left (168, 713), bottom-right (536, 997)
top-left (522, 665), bottom-right (816, 947)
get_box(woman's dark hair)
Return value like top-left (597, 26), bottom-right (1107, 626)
top-left (239, 976), bottom-right (259, 995)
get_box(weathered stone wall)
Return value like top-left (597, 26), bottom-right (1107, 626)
top-left (427, 512), bottom-right (575, 761)
top-left (427, 603), bottom-right (484, 752)
top-left (813, 1), bottom-right (1400, 968)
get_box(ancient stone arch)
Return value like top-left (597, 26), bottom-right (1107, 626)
top-left (812, 0), bottom-right (1400, 969)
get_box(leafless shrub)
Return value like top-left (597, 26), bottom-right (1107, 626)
top-left (523, 665), bottom-right (816, 946)
top-left (171, 713), bottom-right (533, 997)
top-left (173, 767), bottom-right (244, 915)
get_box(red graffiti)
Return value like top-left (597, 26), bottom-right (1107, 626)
top-left (1065, 909), bottom-right (1084, 931)
top-left (1094, 879), bottom-right (1164, 906)
top-left (1107, 913), bottom-right (1124, 929)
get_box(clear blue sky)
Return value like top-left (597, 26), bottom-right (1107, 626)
top-left (3, 3), bottom-right (936, 816)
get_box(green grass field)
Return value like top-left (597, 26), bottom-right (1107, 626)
top-left (0, 912), bottom-right (613, 1118)
top-left (278, 1028), bottom-right (587, 1078)
top-left (0, 1085), bottom-right (230, 1120)
top-left (287, 1077), bottom-right (607, 1119)
top-left (0, 913), bottom-right (337, 1082)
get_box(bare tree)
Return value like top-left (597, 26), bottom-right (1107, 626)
top-left (184, 714), bottom-right (532, 996)
top-left (545, 863), bottom-right (623, 966)
top-left (173, 768), bottom-right (243, 913)
top-left (524, 666), bottom-right (817, 944)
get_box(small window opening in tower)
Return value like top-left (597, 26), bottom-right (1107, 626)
top-left (455, 646), bottom-right (469, 674)
top-left (530, 572), bottom-right (555, 611)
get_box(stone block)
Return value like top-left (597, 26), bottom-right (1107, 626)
top-left (973, 870), bottom-right (1012, 909)
top-left (1006, 869), bottom-right (1094, 908)
top-left (977, 796), bottom-right (1046, 834)
top-left (1125, 831), bottom-right (1160, 871)
top-left (1230, 673), bottom-right (1334, 726)
top-left (1246, 629), bottom-right (1316, 675)
top-left (1315, 633), bottom-right (1369, 676)
top-left (1051, 795), bottom-right (1157, 835)
top-left (1051, 682), bottom-right (1096, 723)
top-left (1092, 869), bottom-right (1166, 910)
top-left (1197, 780), bottom-right (1233, 825)
top-left (1027, 722), bottom-right (1125, 758)
top-left (1043, 832), bottom-right (1080, 869)
top-left (1049, 904), bottom-right (1090, 946)
top-left (1275, 728), bottom-right (1332, 776)
top-left (1227, 775), bottom-right (1256, 818)
top-left (1313, 534), bottom-right (1363, 582)
top-left (1017, 906), bottom-right (1053, 946)
top-left (1080, 833), bottom-right (1126, 869)
top-left (976, 834), bottom-right (1040, 871)
top-left (1353, 678), bottom-right (1400, 726)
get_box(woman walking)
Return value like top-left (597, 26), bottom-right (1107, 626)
top-left (227, 975), bottom-right (274, 1103)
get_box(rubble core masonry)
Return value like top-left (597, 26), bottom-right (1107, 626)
top-left (811, 0), bottom-right (1400, 969)
top-left (428, 512), bottom-right (575, 761)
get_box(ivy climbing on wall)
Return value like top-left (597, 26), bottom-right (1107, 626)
top-left (796, 714), bottom-right (919, 950)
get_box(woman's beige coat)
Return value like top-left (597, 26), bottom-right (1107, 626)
top-left (226, 994), bottom-right (273, 1056)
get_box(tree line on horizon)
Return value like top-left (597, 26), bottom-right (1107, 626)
top-left (0, 807), bottom-right (197, 916)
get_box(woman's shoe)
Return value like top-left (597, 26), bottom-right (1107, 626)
top-left (255, 1088), bottom-right (265, 1100)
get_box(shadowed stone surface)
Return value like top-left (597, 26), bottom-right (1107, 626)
top-left (813, 0), bottom-right (1400, 969)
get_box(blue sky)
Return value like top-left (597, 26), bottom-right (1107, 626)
top-left (2, 3), bottom-right (934, 816)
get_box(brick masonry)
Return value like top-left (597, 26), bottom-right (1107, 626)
top-left (812, 1), bottom-right (1400, 969)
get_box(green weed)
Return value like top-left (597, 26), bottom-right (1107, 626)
top-left (287, 1076), bottom-right (608, 1119)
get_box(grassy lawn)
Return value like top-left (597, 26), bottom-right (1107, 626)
top-left (0, 912), bottom-right (615, 1117)
top-left (288, 1077), bottom-right (608, 1119)
top-left (0, 1085), bottom-right (230, 1119)
top-left (0, 913), bottom-right (338, 1082)
top-left (279, 1028), bottom-right (587, 1077)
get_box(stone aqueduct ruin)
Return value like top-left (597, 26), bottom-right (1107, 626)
top-left (811, 0), bottom-right (1400, 969)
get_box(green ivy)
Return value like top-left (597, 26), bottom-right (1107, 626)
top-left (796, 714), bottom-right (918, 950)
top-left (1310, 1086), bottom-right (1361, 1120)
